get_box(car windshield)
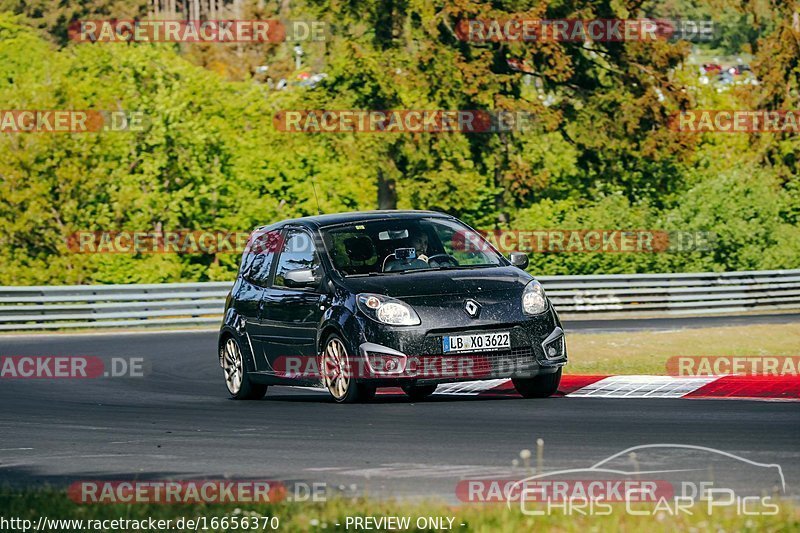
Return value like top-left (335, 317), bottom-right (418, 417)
top-left (321, 217), bottom-right (505, 276)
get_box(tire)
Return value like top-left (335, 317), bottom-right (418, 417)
top-left (320, 334), bottom-right (374, 403)
top-left (402, 384), bottom-right (437, 401)
top-left (512, 368), bottom-right (562, 398)
top-left (221, 336), bottom-right (268, 400)
top-left (359, 384), bottom-right (377, 402)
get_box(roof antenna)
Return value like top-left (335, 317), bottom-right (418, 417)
top-left (311, 178), bottom-right (323, 215)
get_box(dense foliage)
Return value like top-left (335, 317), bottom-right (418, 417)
top-left (0, 1), bottom-right (798, 285)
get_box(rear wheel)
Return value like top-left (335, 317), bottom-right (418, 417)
top-left (512, 368), bottom-right (562, 398)
top-left (222, 337), bottom-right (267, 400)
top-left (402, 384), bottom-right (437, 401)
top-left (321, 334), bottom-right (375, 403)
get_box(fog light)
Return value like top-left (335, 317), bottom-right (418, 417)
top-left (542, 338), bottom-right (564, 359)
top-left (367, 352), bottom-right (405, 375)
top-left (540, 327), bottom-right (566, 361)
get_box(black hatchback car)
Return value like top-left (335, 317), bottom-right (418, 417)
top-left (218, 211), bottom-right (567, 402)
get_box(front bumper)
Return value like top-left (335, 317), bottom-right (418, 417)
top-left (354, 307), bottom-right (567, 386)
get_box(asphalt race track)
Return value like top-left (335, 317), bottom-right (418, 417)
top-left (1, 318), bottom-right (799, 503)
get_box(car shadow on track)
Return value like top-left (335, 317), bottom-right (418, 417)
top-left (260, 391), bottom-right (532, 403)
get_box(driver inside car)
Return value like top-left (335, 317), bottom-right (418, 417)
top-left (383, 230), bottom-right (431, 272)
top-left (410, 231), bottom-right (429, 263)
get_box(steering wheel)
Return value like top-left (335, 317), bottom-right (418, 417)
top-left (426, 254), bottom-right (458, 267)
top-left (382, 253), bottom-right (426, 272)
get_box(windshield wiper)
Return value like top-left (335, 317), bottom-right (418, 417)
top-left (393, 264), bottom-right (497, 274)
top-left (347, 264), bottom-right (498, 277)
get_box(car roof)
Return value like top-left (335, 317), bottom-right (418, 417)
top-left (262, 210), bottom-right (453, 231)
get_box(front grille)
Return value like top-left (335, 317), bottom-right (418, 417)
top-left (406, 347), bottom-right (534, 379)
top-left (474, 347), bottom-right (535, 373)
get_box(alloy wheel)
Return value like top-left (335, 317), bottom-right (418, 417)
top-left (322, 337), bottom-right (350, 401)
top-left (223, 337), bottom-right (244, 395)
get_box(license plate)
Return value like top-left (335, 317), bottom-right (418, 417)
top-left (443, 332), bottom-right (510, 353)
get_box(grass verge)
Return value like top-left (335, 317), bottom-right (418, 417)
top-left (566, 322), bottom-right (800, 375)
top-left (0, 488), bottom-right (797, 532)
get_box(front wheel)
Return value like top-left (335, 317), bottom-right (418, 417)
top-left (402, 384), bottom-right (437, 401)
top-left (222, 337), bottom-right (268, 400)
top-left (512, 368), bottom-right (562, 398)
top-left (321, 334), bottom-right (375, 403)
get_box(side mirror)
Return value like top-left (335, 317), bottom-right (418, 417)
top-left (284, 268), bottom-right (318, 288)
top-left (509, 252), bottom-right (529, 269)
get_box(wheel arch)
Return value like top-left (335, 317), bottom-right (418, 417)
top-left (217, 329), bottom-right (235, 367)
top-left (317, 303), bottom-right (362, 350)
top-left (218, 326), bottom-right (257, 373)
top-left (318, 323), bottom-right (343, 353)
top-left (218, 327), bottom-right (236, 347)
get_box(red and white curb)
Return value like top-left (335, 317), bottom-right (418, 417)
top-left (447, 374), bottom-right (800, 401)
top-left (454, 375), bottom-right (719, 398)
top-left (371, 375), bottom-right (799, 401)
top-left (293, 375), bottom-right (800, 401)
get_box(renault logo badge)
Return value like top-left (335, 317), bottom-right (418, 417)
top-left (464, 299), bottom-right (480, 318)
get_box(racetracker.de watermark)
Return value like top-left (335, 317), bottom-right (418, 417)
top-left (66, 480), bottom-right (335, 504)
top-left (0, 111), bottom-right (144, 133)
top-left (0, 356), bottom-right (146, 379)
top-left (66, 229), bottom-right (715, 255)
top-left (66, 231), bottom-right (258, 254)
top-left (454, 230), bottom-right (715, 254)
top-left (670, 110), bottom-right (800, 133)
top-left (667, 356), bottom-right (800, 376)
top-left (273, 353), bottom-right (510, 380)
top-left (69, 19), bottom-right (326, 43)
top-left (457, 479), bottom-right (673, 503)
top-left (68, 481), bottom-right (286, 504)
top-left (274, 110), bottom-right (535, 133)
top-left (455, 18), bottom-right (714, 42)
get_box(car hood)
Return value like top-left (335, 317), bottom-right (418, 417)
top-left (339, 266), bottom-right (533, 299)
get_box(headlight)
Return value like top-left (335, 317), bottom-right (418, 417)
top-left (522, 280), bottom-right (548, 315)
top-left (357, 293), bottom-right (421, 326)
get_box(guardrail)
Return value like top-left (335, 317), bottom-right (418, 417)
top-left (0, 282), bottom-right (231, 331)
top-left (0, 269), bottom-right (798, 331)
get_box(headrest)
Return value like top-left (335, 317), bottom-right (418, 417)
top-left (343, 236), bottom-right (375, 262)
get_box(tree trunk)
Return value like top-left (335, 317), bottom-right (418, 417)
top-left (494, 133), bottom-right (509, 226)
top-left (377, 168), bottom-right (397, 210)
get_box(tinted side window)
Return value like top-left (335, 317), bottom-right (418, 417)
top-left (274, 230), bottom-right (319, 287)
top-left (242, 230), bottom-right (283, 286)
